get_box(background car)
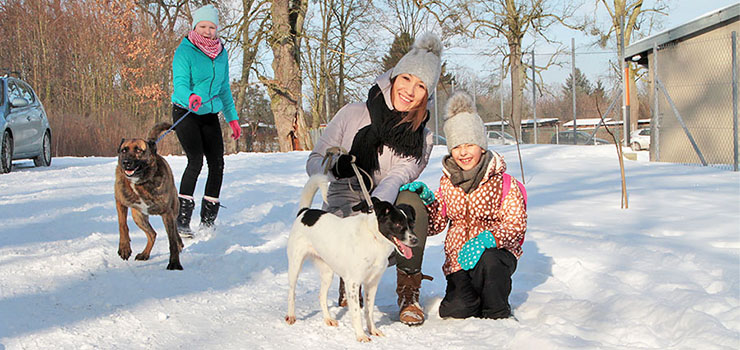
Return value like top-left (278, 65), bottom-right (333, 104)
top-left (1, 73), bottom-right (52, 173)
top-left (629, 128), bottom-right (651, 151)
top-left (550, 130), bottom-right (610, 145)
top-left (487, 130), bottom-right (517, 145)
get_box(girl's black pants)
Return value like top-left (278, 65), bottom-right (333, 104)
top-left (439, 248), bottom-right (517, 319)
top-left (172, 104), bottom-right (224, 199)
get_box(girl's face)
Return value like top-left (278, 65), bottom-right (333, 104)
top-left (391, 73), bottom-right (427, 112)
top-left (194, 21), bottom-right (218, 39)
top-left (451, 144), bottom-right (484, 171)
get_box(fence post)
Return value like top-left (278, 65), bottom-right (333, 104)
top-left (621, 18), bottom-right (631, 146)
top-left (732, 31), bottom-right (738, 171)
top-left (653, 42), bottom-right (660, 162)
top-left (571, 38), bottom-right (577, 144)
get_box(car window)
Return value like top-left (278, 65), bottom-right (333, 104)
top-left (17, 81), bottom-right (35, 104)
top-left (489, 132), bottom-right (501, 140)
top-left (640, 129), bottom-right (650, 136)
top-left (7, 81), bottom-right (23, 102)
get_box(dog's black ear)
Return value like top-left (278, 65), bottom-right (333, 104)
top-left (396, 204), bottom-right (416, 222)
top-left (147, 140), bottom-right (157, 155)
top-left (118, 138), bottom-right (125, 153)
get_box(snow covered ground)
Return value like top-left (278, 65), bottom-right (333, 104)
top-left (0, 144), bottom-right (738, 349)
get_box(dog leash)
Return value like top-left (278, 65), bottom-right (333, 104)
top-left (322, 147), bottom-right (375, 213)
top-left (156, 95), bottom-right (218, 144)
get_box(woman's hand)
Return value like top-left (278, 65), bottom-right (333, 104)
top-left (228, 120), bottom-right (241, 140)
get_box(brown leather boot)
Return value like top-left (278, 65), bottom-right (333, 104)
top-left (396, 268), bottom-right (433, 325)
top-left (337, 278), bottom-right (363, 308)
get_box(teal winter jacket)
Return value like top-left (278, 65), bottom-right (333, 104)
top-left (171, 37), bottom-right (238, 122)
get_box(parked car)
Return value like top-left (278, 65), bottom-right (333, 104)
top-left (550, 130), bottom-right (610, 145)
top-left (487, 130), bottom-right (517, 145)
top-left (629, 128), bottom-right (651, 151)
top-left (1, 73), bottom-right (52, 173)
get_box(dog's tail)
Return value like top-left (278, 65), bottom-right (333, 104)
top-left (298, 174), bottom-right (329, 210)
top-left (148, 122), bottom-right (173, 142)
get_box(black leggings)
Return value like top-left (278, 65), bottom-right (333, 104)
top-left (172, 104), bottom-right (224, 198)
top-left (438, 248), bottom-right (517, 319)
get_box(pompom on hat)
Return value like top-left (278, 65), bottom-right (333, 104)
top-left (443, 91), bottom-right (487, 152)
top-left (391, 32), bottom-right (443, 96)
top-left (192, 4), bottom-right (219, 29)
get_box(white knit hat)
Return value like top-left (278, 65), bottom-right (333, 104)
top-left (192, 4), bottom-right (219, 29)
top-left (391, 32), bottom-right (443, 96)
top-left (443, 91), bottom-right (487, 152)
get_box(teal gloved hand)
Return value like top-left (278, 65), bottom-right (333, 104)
top-left (457, 230), bottom-right (497, 270)
top-left (399, 181), bottom-right (435, 205)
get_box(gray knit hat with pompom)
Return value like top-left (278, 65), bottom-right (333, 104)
top-left (391, 32), bottom-right (443, 96)
top-left (443, 91), bottom-right (487, 152)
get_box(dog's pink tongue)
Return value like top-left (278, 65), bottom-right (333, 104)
top-left (393, 237), bottom-right (413, 259)
top-left (401, 243), bottom-right (413, 259)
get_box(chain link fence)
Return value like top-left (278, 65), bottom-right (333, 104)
top-left (651, 30), bottom-right (739, 170)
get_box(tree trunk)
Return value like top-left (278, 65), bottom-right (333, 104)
top-left (268, 0), bottom-right (312, 151)
top-left (509, 39), bottom-right (524, 140)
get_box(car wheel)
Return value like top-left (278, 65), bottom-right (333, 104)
top-left (33, 131), bottom-right (52, 167)
top-left (1, 130), bottom-right (12, 174)
top-left (631, 142), bottom-right (641, 152)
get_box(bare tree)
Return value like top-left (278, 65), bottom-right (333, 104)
top-left (591, 0), bottom-right (669, 132)
top-left (221, 0), bottom-right (271, 147)
top-left (417, 0), bottom-right (582, 139)
top-left (263, 0), bottom-right (312, 151)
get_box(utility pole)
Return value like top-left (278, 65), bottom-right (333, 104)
top-left (572, 38), bottom-right (577, 144)
top-left (532, 50), bottom-right (537, 144)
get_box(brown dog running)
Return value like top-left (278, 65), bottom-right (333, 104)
top-left (115, 122), bottom-right (183, 270)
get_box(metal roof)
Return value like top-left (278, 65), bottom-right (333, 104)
top-left (624, 3), bottom-right (739, 61)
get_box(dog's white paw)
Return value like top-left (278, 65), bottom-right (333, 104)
top-left (369, 328), bottom-right (384, 337)
top-left (285, 315), bottom-right (296, 325)
top-left (324, 318), bottom-right (338, 327)
top-left (356, 335), bottom-right (371, 342)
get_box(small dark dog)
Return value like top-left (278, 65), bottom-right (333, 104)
top-left (285, 174), bottom-right (418, 342)
top-left (115, 123), bottom-right (183, 270)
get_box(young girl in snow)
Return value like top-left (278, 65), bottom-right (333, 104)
top-left (400, 91), bottom-right (527, 319)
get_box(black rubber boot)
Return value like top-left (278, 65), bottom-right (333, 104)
top-left (200, 198), bottom-right (220, 229)
top-left (177, 197), bottom-right (195, 238)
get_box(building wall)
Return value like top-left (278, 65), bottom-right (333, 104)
top-left (647, 20), bottom-right (739, 166)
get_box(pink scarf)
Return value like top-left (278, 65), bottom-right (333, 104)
top-left (188, 30), bottom-right (223, 59)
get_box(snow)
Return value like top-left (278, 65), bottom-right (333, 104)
top-left (0, 145), bottom-right (738, 349)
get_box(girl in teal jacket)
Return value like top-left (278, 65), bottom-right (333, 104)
top-left (171, 4), bottom-right (241, 238)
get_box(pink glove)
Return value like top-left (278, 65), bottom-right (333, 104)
top-left (188, 94), bottom-right (202, 112)
top-left (229, 120), bottom-right (241, 140)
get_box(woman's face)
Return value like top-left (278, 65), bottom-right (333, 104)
top-left (450, 144), bottom-right (484, 171)
top-left (194, 21), bottom-right (218, 39)
top-left (391, 73), bottom-right (427, 112)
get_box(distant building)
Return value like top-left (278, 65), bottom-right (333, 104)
top-left (625, 3), bottom-right (739, 168)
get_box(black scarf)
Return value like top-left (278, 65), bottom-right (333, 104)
top-left (443, 151), bottom-right (493, 194)
top-left (349, 84), bottom-right (428, 174)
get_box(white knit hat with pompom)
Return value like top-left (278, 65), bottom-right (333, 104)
top-left (391, 32), bottom-right (443, 96)
top-left (443, 91), bottom-right (487, 152)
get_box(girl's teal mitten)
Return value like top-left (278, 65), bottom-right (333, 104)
top-left (457, 230), bottom-right (497, 270)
